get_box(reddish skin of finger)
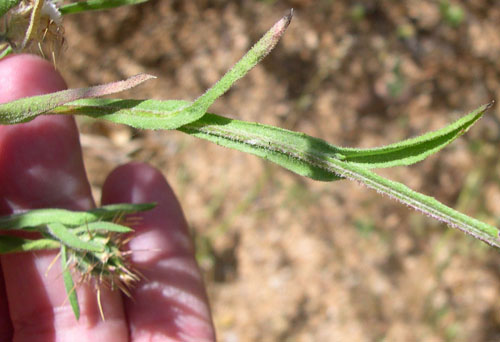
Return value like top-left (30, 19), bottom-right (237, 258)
top-left (101, 163), bottom-right (216, 342)
top-left (0, 55), bottom-right (127, 342)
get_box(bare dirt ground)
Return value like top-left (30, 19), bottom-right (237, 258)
top-left (59, 1), bottom-right (500, 341)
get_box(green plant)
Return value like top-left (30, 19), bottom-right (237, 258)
top-left (0, 1), bottom-right (497, 320)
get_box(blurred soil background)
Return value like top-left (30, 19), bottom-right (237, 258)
top-left (58, 1), bottom-right (500, 341)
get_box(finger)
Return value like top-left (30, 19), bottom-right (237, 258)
top-left (101, 162), bottom-right (216, 342)
top-left (0, 54), bottom-right (127, 342)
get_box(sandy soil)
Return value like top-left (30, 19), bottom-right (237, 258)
top-left (55, 1), bottom-right (500, 341)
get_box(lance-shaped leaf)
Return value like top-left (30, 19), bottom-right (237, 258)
top-left (53, 98), bottom-right (489, 177)
top-left (0, 235), bottom-right (59, 253)
top-left (47, 222), bottom-right (104, 252)
top-left (53, 99), bottom-right (194, 130)
top-left (59, 0), bottom-right (150, 15)
top-left (337, 102), bottom-right (493, 168)
top-left (73, 221), bottom-right (134, 235)
top-left (176, 9), bottom-right (293, 126)
top-left (52, 100), bottom-right (491, 171)
top-left (10, 11), bottom-right (293, 128)
top-left (61, 245), bottom-right (80, 320)
top-left (179, 104), bottom-right (492, 175)
top-left (177, 109), bottom-right (500, 247)
top-left (0, 203), bottom-right (155, 230)
top-left (0, 74), bottom-right (155, 124)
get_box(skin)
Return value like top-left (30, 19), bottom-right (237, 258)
top-left (0, 54), bottom-right (216, 342)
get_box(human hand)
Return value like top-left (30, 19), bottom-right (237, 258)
top-left (0, 54), bottom-right (215, 342)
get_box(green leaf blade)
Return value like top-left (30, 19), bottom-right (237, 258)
top-left (0, 235), bottom-right (60, 253)
top-left (336, 102), bottom-right (492, 168)
top-left (177, 109), bottom-right (500, 247)
top-left (53, 99), bottom-right (491, 172)
top-left (0, 203), bottom-right (154, 230)
top-left (2, 11), bottom-right (291, 128)
top-left (48, 222), bottom-right (104, 252)
top-left (74, 221), bottom-right (133, 234)
top-left (87, 202), bottom-right (156, 220)
top-left (177, 103), bottom-right (492, 180)
top-left (61, 245), bottom-right (80, 320)
top-left (180, 10), bottom-right (293, 125)
top-left (65, 10), bottom-right (290, 129)
top-left (53, 99), bottom-right (192, 130)
top-left (59, 0), bottom-right (149, 15)
top-left (0, 74), bottom-right (155, 124)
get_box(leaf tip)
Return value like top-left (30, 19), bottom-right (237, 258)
top-left (257, 9), bottom-right (293, 59)
top-left (273, 9), bottom-right (294, 39)
top-left (284, 8), bottom-right (294, 28)
top-left (134, 73), bottom-right (157, 82)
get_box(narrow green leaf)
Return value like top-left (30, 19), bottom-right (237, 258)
top-left (178, 111), bottom-right (500, 247)
top-left (73, 221), bottom-right (133, 234)
top-left (53, 10), bottom-right (293, 128)
top-left (0, 203), bottom-right (155, 229)
top-left (177, 10), bottom-right (293, 125)
top-left (2, 11), bottom-right (290, 127)
top-left (86, 202), bottom-right (156, 220)
top-left (59, 0), bottom-right (149, 15)
top-left (53, 99), bottom-right (490, 171)
top-left (47, 222), bottom-right (104, 252)
top-left (52, 99), bottom-right (193, 130)
top-left (61, 245), bottom-right (80, 320)
top-left (0, 235), bottom-right (60, 253)
top-left (337, 102), bottom-right (493, 168)
top-left (0, 74), bottom-right (155, 124)
top-left (178, 104), bottom-right (492, 176)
